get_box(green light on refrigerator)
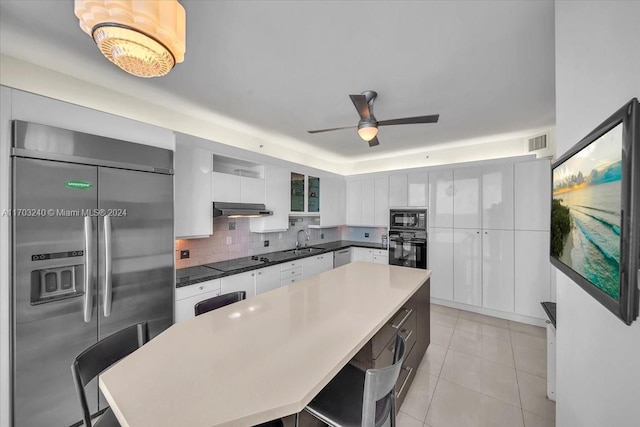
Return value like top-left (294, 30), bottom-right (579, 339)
top-left (65, 180), bottom-right (92, 190)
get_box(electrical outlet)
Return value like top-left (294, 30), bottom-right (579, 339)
top-left (180, 250), bottom-right (190, 259)
top-left (226, 236), bottom-right (232, 245)
top-left (229, 222), bottom-right (236, 230)
top-left (321, 233), bottom-right (324, 239)
top-left (365, 232), bottom-right (370, 238)
top-left (264, 240), bottom-right (269, 247)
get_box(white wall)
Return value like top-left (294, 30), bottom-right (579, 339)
top-left (555, 2), bottom-right (640, 427)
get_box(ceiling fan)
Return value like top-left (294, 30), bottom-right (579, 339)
top-left (308, 91), bottom-right (439, 147)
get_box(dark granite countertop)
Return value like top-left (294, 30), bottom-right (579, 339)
top-left (541, 302), bottom-right (556, 328)
top-left (176, 240), bottom-right (388, 288)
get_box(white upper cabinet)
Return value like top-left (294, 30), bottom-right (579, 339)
top-left (174, 138), bottom-right (213, 239)
top-left (453, 168), bottom-right (482, 229)
top-left (211, 171), bottom-right (241, 203)
top-left (346, 177), bottom-right (388, 227)
top-left (346, 180), bottom-right (362, 225)
top-left (211, 173), bottom-right (265, 204)
top-left (429, 169), bottom-right (454, 228)
top-left (514, 159), bottom-right (551, 231)
top-left (241, 177), bottom-right (265, 204)
top-left (453, 164), bottom-right (514, 230)
top-left (250, 165), bottom-right (289, 232)
top-left (361, 180), bottom-right (375, 225)
top-left (482, 163), bottom-right (514, 230)
top-left (320, 175), bottom-right (346, 227)
top-left (389, 172), bottom-right (427, 207)
top-left (407, 172), bottom-right (428, 207)
top-left (211, 155), bottom-right (265, 204)
top-left (389, 174), bottom-right (408, 207)
top-left (374, 177), bottom-right (389, 227)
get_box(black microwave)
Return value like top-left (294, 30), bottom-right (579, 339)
top-left (389, 209), bottom-right (427, 231)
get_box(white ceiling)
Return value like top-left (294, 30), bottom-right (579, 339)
top-left (0, 0), bottom-right (556, 171)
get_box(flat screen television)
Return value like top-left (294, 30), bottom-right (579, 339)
top-left (550, 98), bottom-right (639, 325)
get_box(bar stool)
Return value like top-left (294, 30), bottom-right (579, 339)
top-left (71, 322), bottom-right (148, 427)
top-left (194, 291), bottom-right (284, 427)
top-left (299, 333), bottom-right (406, 427)
top-left (194, 291), bottom-right (246, 316)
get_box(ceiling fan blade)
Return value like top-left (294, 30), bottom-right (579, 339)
top-left (377, 114), bottom-right (439, 126)
top-left (349, 94), bottom-right (371, 121)
top-left (368, 136), bottom-right (380, 147)
top-left (308, 125), bottom-right (358, 134)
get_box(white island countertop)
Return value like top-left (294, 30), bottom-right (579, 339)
top-left (99, 262), bottom-right (431, 427)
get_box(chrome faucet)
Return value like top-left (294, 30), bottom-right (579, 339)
top-left (296, 229), bottom-right (310, 249)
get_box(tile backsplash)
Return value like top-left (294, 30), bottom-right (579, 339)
top-left (175, 217), bottom-right (387, 269)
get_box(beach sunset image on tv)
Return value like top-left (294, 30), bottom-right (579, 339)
top-left (551, 123), bottom-right (623, 300)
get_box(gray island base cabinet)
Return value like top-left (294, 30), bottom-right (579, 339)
top-left (351, 278), bottom-right (430, 408)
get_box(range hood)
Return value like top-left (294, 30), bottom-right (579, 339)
top-left (213, 202), bottom-right (273, 218)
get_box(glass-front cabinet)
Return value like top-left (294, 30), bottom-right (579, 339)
top-left (291, 172), bottom-right (305, 212)
top-left (290, 172), bottom-right (320, 213)
top-left (308, 176), bottom-right (320, 212)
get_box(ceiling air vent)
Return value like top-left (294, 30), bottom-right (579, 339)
top-left (528, 134), bottom-right (548, 152)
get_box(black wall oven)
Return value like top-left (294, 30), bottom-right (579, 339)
top-left (389, 210), bottom-right (428, 269)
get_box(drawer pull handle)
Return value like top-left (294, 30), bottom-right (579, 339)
top-left (391, 308), bottom-right (413, 330)
top-left (401, 329), bottom-right (414, 342)
top-left (396, 366), bottom-right (413, 398)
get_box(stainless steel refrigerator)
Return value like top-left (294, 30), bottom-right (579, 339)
top-left (11, 121), bottom-right (174, 427)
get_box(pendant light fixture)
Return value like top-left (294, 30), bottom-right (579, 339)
top-left (74, 0), bottom-right (186, 78)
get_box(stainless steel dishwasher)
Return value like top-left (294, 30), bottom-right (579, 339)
top-left (334, 248), bottom-right (352, 267)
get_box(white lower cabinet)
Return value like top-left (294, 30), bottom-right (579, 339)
top-left (515, 230), bottom-right (551, 318)
top-left (255, 264), bottom-right (281, 295)
top-left (482, 229), bottom-right (515, 312)
top-left (220, 270), bottom-right (256, 298)
top-left (351, 247), bottom-right (374, 263)
top-left (453, 229), bottom-right (482, 306)
top-left (281, 259), bottom-right (303, 286)
top-left (302, 253), bottom-right (334, 278)
top-left (428, 228), bottom-right (454, 300)
top-left (372, 249), bottom-right (388, 264)
top-left (175, 279), bottom-right (221, 323)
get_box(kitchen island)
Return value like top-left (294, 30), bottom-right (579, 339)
top-left (100, 262), bottom-right (431, 427)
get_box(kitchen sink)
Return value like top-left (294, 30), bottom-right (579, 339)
top-left (284, 247), bottom-right (323, 255)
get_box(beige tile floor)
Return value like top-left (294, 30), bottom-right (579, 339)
top-left (397, 304), bottom-right (555, 427)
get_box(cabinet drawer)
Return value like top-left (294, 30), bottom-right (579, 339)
top-left (374, 249), bottom-right (388, 257)
top-left (281, 266), bottom-right (303, 279)
top-left (281, 277), bottom-right (300, 286)
top-left (395, 357), bottom-right (415, 403)
top-left (372, 307), bottom-right (417, 360)
top-left (281, 260), bottom-right (302, 271)
top-left (175, 279), bottom-right (221, 301)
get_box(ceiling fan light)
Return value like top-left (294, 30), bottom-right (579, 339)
top-left (74, 0), bottom-right (186, 78)
top-left (357, 124), bottom-right (378, 142)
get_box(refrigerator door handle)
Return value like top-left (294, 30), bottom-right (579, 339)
top-left (103, 214), bottom-right (113, 317)
top-left (83, 216), bottom-right (93, 323)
